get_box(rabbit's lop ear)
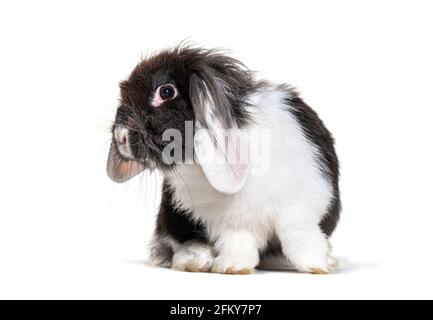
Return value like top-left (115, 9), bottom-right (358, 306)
top-left (190, 73), bottom-right (250, 194)
top-left (107, 141), bottom-right (144, 183)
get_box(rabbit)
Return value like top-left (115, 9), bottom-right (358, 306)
top-left (106, 45), bottom-right (340, 275)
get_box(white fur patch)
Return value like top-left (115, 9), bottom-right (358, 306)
top-left (114, 126), bottom-right (134, 159)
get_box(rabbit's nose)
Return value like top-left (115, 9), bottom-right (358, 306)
top-left (114, 125), bottom-right (128, 144)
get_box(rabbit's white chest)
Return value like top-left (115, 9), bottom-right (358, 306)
top-left (167, 165), bottom-right (275, 249)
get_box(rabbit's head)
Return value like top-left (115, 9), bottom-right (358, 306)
top-left (107, 46), bottom-right (257, 193)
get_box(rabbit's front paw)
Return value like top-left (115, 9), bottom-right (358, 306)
top-left (172, 241), bottom-right (214, 273)
top-left (211, 254), bottom-right (256, 275)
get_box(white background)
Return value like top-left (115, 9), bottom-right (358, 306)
top-left (1, 0), bottom-right (432, 300)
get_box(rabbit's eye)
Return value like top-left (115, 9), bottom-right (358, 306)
top-left (159, 84), bottom-right (176, 100)
top-left (151, 84), bottom-right (178, 107)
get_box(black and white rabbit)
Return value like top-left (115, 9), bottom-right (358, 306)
top-left (107, 45), bottom-right (340, 274)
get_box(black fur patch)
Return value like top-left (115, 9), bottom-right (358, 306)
top-left (156, 181), bottom-right (207, 244)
